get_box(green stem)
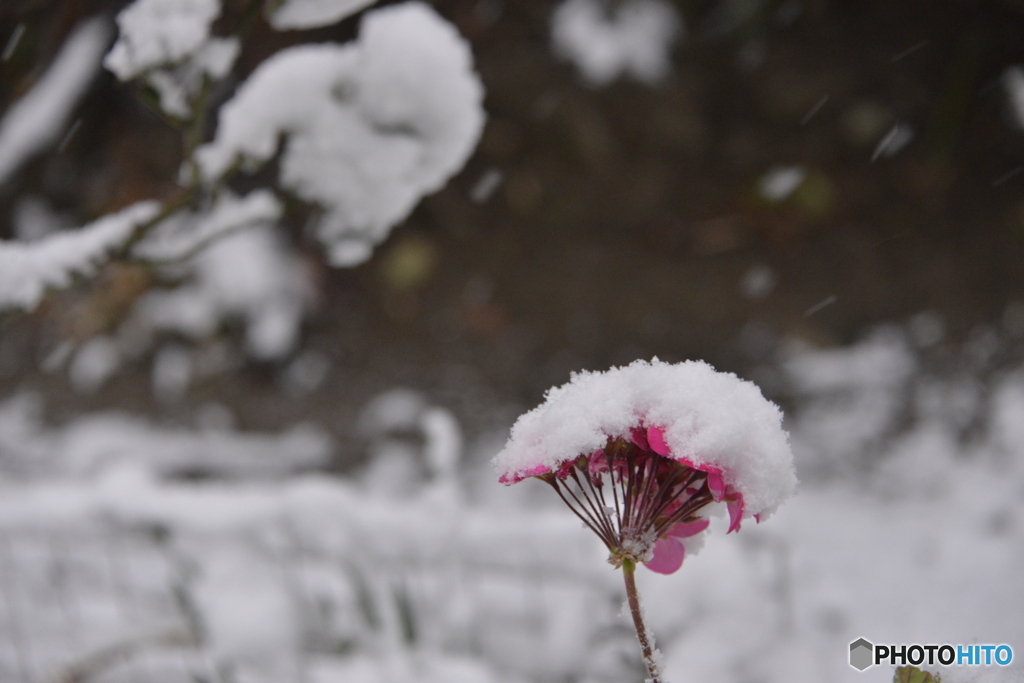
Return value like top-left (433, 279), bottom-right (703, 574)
top-left (622, 560), bottom-right (665, 683)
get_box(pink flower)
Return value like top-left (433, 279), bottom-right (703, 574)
top-left (494, 360), bottom-right (795, 683)
top-left (501, 424), bottom-right (751, 574)
top-left (493, 359), bottom-right (796, 574)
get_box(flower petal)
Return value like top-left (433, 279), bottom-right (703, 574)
top-left (556, 460), bottom-right (576, 479)
top-left (707, 470), bottom-right (726, 501)
top-left (588, 449), bottom-right (608, 482)
top-left (646, 425), bottom-right (671, 456)
top-left (499, 463), bottom-right (551, 484)
top-left (726, 492), bottom-right (745, 534)
top-left (645, 537), bottom-right (685, 574)
top-left (630, 427), bottom-right (649, 450)
top-left (667, 518), bottom-right (710, 538)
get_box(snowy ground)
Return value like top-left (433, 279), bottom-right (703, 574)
top-left (0, 326), bottom-right (1022, 683)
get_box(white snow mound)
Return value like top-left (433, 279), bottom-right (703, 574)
top-left (551, 0), bottom-right (681, 87)
top-left (493, 359), bottom-right (796, 517)
top-left (194, 1), bottom-right (485, 267)
top-left (104, 0), bottom-right (221, 80)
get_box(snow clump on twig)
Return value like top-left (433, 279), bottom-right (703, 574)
top-left (193, 2), bottom-right (485, 267)
top-left (104, 0), bottom-right (221, 80)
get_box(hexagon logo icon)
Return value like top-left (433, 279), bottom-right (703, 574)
top-left (850, 638), bottom-right (874, 671)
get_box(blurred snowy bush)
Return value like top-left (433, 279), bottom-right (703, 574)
top-left (193, 2), bottom-right (484, 267)
top-left (0, 390), bottom-right (618, 683)
top-left (782, 326), bottom-right (917, 478)
top-left (2, 326), bottom-right (1024, 682)
top-left (0, 0), bottom-right (485, 394)
top-left (0, 202), bottom-right (161, 311)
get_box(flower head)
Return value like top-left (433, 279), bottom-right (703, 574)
top-left (493, 359), bottom-right (795, 573)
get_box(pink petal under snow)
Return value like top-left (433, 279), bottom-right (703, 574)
top-left (675, 456), bottom-right (724, 479)
top-left (556, 460), bottom-right (576, 479)
top-left (646, 425), bottom-right (670, 456)
top-left (499, 463), bottom-right (551, 484)
top-left (667, 518), bottom-right (710, 539)
top-left (588, 450), bottom-right (608, 478)
top-left (629, 426), bottom-right (649, 450)
top-left (727, 492), bottom-right (745, 534)
top-left (707, 470), bottom-right (726, 501)
top-left (645, 536), bottom-right (685, 574)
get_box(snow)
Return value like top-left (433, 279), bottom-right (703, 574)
top-left (12, 196), bottom-right (73, 242)
top-left (119, 189), bottom-right (310, 362)
top-left (281, 349), bottom-right (332, 396)
top-left (0, 201), bottom-right (161, 312)
top-left (551, 0), bottom-right (682, 87)
top-left (2, 327), bottom-right (1024, 682)
top-left (357, 389), bottom-right (465, 497)
top-left (0, 391), bottom-right (331, 481)
top-left (0, 17), bottom-right (111, 187)
top-left (783, 327), bottom-right (916, 393)
top-left (133, 221), bottom-right (315, 360)
top-left (103, 0), bottom-right (220, 80)
top-left (421, 407), bottom-right (463, 479)
top-left (2, 23), bottom-right (26, 62)
top-left (0, 418), bottom-right (604, 681)
top-left (782, 327), bottom-right (917, 477)
top-left (469, 168), bottom-right (504, 204)
top-left (872, 123), bottom-right (914, 161)
top-left (151, 344), bottom-right (193, 402)
top-left (68, 336), bottom-right (121, 394)
top-left (739, 264), bottom-right (778, 300)
top-left (757, 165), bottom-right (807, 201)
top-left (193, 2), bottom-right (485, 267)
top-left (269, 0), bottom-right (377, 30)
top-left (1003, 66), bottom-right (1024, 131)
top-left (145, 37), bottom-right (240, 117)
top-left (492, 358), bottom-right (797, 519)
top-left (17, 191), bottom-right (306, 395)
top-left (132, 189), bottom-right (282, 263)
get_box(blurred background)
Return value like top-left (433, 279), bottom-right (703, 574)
top-left (1, 0), bottom-right (1024, 682)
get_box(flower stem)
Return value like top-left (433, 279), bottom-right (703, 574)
top-left (622, 560), bottom-right (665, 683)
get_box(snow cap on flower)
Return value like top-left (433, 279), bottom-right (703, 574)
top-left (493, 359), bottom-right (796, 520)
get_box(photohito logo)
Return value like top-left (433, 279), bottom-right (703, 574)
top-left (849, 638), bottom-right (1014, 671)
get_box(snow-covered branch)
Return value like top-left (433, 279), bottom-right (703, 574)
top-left (0, 17), bottom-right (111, 187)
top-left (0, 201), bottom-right (161, 313)
top-left (132, 190), bottom-right (282, 263)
